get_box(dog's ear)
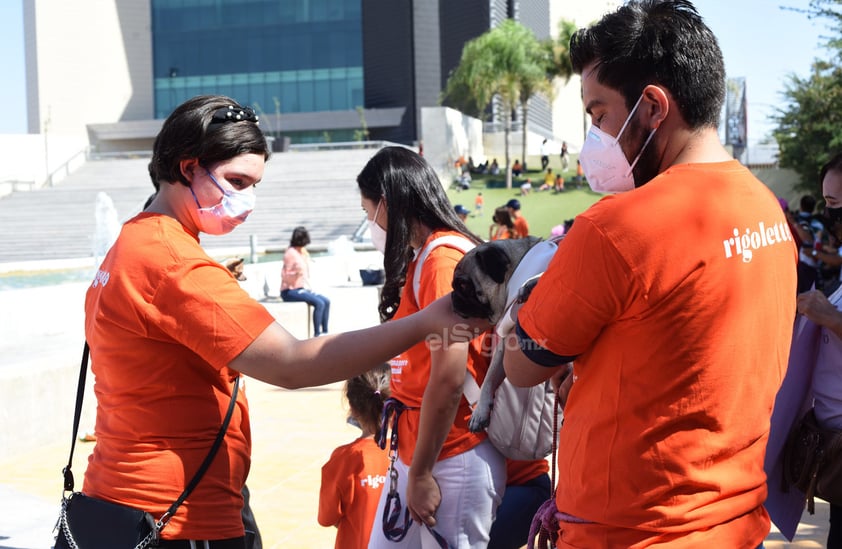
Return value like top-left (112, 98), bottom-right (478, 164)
top-left (476, 245), bottom-right (512, 284)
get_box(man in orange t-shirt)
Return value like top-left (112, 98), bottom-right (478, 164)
top-left (500, 2), bottom-right (798, 547)
top-left (505, 199), bottom-right (530, 238)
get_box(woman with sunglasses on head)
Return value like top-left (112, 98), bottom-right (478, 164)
top-left (358, 146), bottom-right (505, 549)
top-left (81, 97), bottom-right (482, 548)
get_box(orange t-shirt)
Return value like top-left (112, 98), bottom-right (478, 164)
top-left (491, 226), bottom-right (513, 241)
top-left (518, 161), bottom-right (798, 547)
top-left (506, 458), bottom-right (549, 486)
top-left (83, 213), bottom-right (275, 540)
top-left (389, 230), bottom-right (492, 463)
top-left (513, 216), bottom-right (529, 238)
top-left (318, 436), bottom-right (390, 548)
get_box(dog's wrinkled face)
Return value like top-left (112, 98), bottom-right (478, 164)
top-left (452, 237), bottom-right (540, 323)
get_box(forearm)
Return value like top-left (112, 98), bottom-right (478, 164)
top-left (827, 310), bottom-right (842, 339)
top-left (816, 250), bottom-right (842, 267)
top-left (232, 312), bottom-right (436, 389)
top-left (409, 344), bottom-right (467, 478)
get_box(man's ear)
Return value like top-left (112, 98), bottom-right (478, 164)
top-left (641, 84), bottom-right (669, 130)
top-left (179, 159), bottom-right (200, 185)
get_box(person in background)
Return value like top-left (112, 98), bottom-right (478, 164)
top-left (83, 95), bottom-right (483, 548)
top-left (574, 159), bottom-right (584, 187)
top-left (539, 168), bottom-right (555, 191)
top-left (474, 192), bottom-right (485, 217)
top-left (795, 194), bottom-right (826, 293)
top-left (318, 364), bottom-right (391, 549)
top-left (498, 1), bottom-right (797, 546)
top-left (794, 152), bottom-right (842, 548)
top-left (540, 139), bottom-right (551, 171)
top-left (489, 206), bottom-right (516, 241)
top-left (358, 146), bottom-right (504, 548)
top-left (560, 141), bottom-right (569, 171)
top-left (454, 204), bottom-right (470, 222)
top-left (281, 226), bottom-right (331, 337)
top-left (512, 159), bottom-right (523, 177)
top-left (505, 199), bottom-right (530, 238)
top-left (489, 159), bottom-right (500, 176)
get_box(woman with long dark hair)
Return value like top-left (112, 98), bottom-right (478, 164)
top-left (358, 146), bottom-right (505, 548)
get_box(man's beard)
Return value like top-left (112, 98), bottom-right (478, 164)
top-left (621, 115), bottom-right (661, 187)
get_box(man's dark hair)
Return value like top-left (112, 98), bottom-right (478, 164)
top-left (570, 0), bottom-right (725, 129)
top-left (800, 194), bottom-right (817, 214)
top-left (148, 95), bottom-right (269, 189)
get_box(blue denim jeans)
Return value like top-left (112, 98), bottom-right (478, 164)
top-left (280, 288), bottom-right (330, 336)
top-left (488, 472), bottom-right (552, 549)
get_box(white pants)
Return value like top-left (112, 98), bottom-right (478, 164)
top-left (368, 439), bottom-right (505, 549)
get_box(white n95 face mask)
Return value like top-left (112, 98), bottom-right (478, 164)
top-left (368, 200), bottom-right (387, 254)
top-left (579, 94), bottom-right (657, 194)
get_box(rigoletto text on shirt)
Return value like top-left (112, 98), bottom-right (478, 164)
top-left (360, 474), bottom-right (386, 489)
top-left (722, 220), bottom-right (793, 263)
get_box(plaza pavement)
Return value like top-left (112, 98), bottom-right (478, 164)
top-left (0, 254), bottom-right (833, 548)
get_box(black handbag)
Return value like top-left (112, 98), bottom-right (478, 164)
top-left (54, 342), bottom-right (240, 548)
top-left (782, 407), bottom-right (842, 513)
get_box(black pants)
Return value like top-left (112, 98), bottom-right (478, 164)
top-left (829, 503), bottom-right (842, 549)
top-left (241, 485), bottom-right (262, 549)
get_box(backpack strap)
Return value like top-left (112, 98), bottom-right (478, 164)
top-left (410, 235), bottom-right (479, 407)
top-left (411, 235), bottom-right (476, 305)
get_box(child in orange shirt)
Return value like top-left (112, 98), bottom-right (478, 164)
top-left (474, 192), bottom-right (484, 216)
top-left (318, 364), bottom-right (391, 549)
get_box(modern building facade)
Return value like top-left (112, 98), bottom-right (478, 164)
top-left (23, 0), bottom-right (616, 154)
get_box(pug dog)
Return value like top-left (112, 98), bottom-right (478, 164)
top-left (451, 235), bottom-right (559, 432)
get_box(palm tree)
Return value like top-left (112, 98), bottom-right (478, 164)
top-left (546, 20), bottom-right (581, 141)
top-left (442, 19), bottom-right (546, 189)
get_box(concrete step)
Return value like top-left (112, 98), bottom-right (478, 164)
top-left (0, 149), bottom-right (380, 264)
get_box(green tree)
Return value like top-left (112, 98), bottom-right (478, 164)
top-left (774, 60), bottom-right (842, 195)
top-left (442, 19), bottom-right (549, 189)
top-left (353, 106), bottom-right (370, 143)
top-left (774, 1), bottom-right (842, 194)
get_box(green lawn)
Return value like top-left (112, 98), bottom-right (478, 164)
top-left (447, 168), bottom-right (602, 240)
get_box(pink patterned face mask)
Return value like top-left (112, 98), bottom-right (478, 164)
top-left (190, 170), bottom-right (256, 235)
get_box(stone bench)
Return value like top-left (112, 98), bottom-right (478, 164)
top-left (258, 297), bottom-right (314, 339)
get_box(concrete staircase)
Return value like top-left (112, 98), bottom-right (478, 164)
top-left (0, 148), bottom-right (380, 265)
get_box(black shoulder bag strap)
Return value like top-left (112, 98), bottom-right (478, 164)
top-left (62, 341), bottom-right (241, 531)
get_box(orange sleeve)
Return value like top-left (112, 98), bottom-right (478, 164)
top-left (318, 445), bottom-right (353, 528)
top-left (518, 215), bottom-right (632, 358)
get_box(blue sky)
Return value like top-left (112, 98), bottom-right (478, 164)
top-left (0, 1), bottom-right (828, 144)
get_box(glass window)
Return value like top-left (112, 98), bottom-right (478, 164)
top-left (152, 0), bottom-right (363, 118)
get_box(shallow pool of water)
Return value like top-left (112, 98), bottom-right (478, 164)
top-left (0, 267), bottom-right (94, 291)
